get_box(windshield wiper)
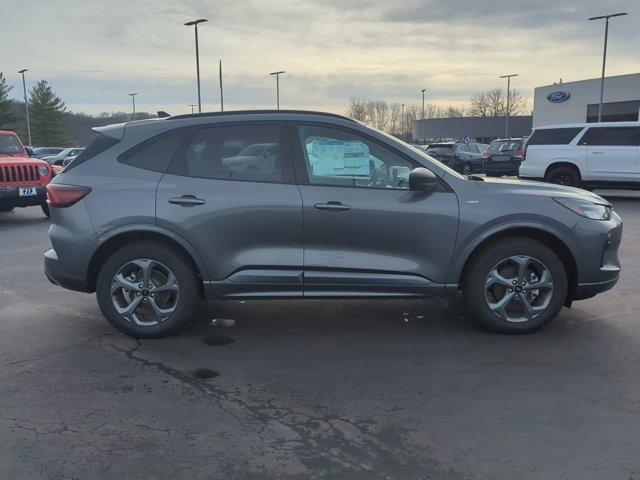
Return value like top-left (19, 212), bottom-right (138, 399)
top-left (466, 175), bottom-right (484, 181)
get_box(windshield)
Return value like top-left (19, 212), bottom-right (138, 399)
top-left (489, 140), bottom-right (521, 153)
top-left (58, 148), bottom-right (75, 157)
top-left (426, 144), bottom-right (454, 154)
top-left (0, 135), bottom-right (24, 156)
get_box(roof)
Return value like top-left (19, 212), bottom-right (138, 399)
top-left (535, 121), bottom-right (640, 130)
top-left (167, 109), bottom-right (356, 122)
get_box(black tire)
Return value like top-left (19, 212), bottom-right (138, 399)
top-left (0, 207), bottom-right (13, 213)
top-left (462, 163), bottom-right (471, 175)
top-left (96, 242), bottom-right (199, 338)
top-left (545, 165), bottom-right (581, 188)
top-left (41, 202), bottom-right (50, 218)
top-left (463, 237), bottom-right (568, 334)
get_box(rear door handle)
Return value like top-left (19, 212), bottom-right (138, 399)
top-left (315, 201), bottom-right (351, 211)
top-left (168, 195), bottom-right (205, 206)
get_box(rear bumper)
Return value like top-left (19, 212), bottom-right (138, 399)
top-left (0, 186), bottom-right (46, 208)
top-left (484, 161), bottom-right (521, 175)
top-left (575, 276), bottom-right (619, 300)
top-left (44, 248), bottom-right (93, 293)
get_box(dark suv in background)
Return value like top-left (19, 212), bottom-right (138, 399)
top-left (483, 138), bottom-right (524, 177)
top-left (44, 111), bottom-right (621, 338)
top-left (424, 141), bottom-right (486, 174)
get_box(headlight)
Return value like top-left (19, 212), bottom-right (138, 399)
top-left (39, 165), bottom-right (50, 176)
top-left (554, 197), bottom-right (612, 220)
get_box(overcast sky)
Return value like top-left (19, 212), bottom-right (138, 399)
top-left (3, 0), bottom-right (638, 116)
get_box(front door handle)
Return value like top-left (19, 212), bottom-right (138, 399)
top-left (591, 151), bottom-right (604, 155)
top-left (169, 195), bottom-right (206, 206)
top-left (315, 201), bottom-right (351, 211)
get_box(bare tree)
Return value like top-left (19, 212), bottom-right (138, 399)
top-left (468, 87), bottom-right (528, 117)
top-left (345, 97), bottom-right (369, 123)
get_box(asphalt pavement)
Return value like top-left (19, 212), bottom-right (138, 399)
top-left (1, 195), bottom-right (640, 479)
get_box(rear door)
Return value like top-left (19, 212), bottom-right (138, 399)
top-left (155, 122), bottom-right (304, 297)
top-left (579, 126), bottom-right (640, 181)
top-left (291, 123), bottom-right (459, 297)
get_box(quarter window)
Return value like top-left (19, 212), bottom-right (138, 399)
top-left (170, 124), bottom-right (283, 183)
top-left (297, 125), bottom-right (415, 189)
top-left (578, 127), bottom-right (640, 146)
top-left (527, 128), bottom-right (583, 145)
top-left (120, 130), bottom-right (188, 172)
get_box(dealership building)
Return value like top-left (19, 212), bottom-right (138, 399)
top-left (533, 72), bottom-right (640, 127)
top-left (412, 72), bottom-right (640, 142)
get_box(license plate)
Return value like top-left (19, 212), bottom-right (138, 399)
top-left (19, 187), bottom-right (38, 197)
top-left (492, 155), bottom-right (510, 162)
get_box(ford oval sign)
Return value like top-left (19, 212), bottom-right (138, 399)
top-left (547, 91), bottom-right (571, 103)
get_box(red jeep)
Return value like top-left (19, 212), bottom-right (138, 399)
top-left (0, 130), bottom-right (54, 217)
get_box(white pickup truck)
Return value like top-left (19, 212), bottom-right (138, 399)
top-left (519, 122), bottom-right (640, 189)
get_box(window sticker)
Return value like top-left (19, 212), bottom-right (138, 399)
top-left (307, 140), bottom-right (370, 176)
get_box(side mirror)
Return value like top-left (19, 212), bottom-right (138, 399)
top-left (409, 167), bottom-right (438, 192)
top-left (24, 146), bottom-right (34, 156)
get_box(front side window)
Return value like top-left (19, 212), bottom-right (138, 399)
top-left (298, 125), bottom-right (414, 189)
top-left (578, 127), bottom-right (640, 146)
top-left (170, 124), bottom-right (283, 183)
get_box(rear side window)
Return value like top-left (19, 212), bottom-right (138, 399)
top-left (527, 128), bottom-right (583, 145)
top-left (168, 124), bottom-right (283, 183)
top-left (578, 127), bottom-right (640, 146)
top-left (65, 133), bottom-right (121, 171)
top-left (119, 130), bottom-right (188, 172)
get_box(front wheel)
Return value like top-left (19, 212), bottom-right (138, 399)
top-left (96, 242), bottom-right (199, 338)
top-left (41, 202), bottom-right (50, 218)
top-left (546, 166), bottom-right (581, 188)
top-left (463, 237), bottom-right (568, 334)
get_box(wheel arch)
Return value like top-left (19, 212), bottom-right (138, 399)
top-left (452, 223), bottom-right (579, 305)
top-left (544, 161), bottom-right (583, 180)
top-left (84, 225), bottom-right (210, 296)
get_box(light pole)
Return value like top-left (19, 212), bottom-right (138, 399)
top-left (18, 69), bottom-right (31, 146)
top-left (588, 12), bottom-right (627, 122)
top-left (184, 18), bottom-right (208, 113)
top-left (420, 89), bottom-right (426, 143)
top-left (500, 74), bottom-right (519, 137)
top-left (270, 71), bottom-right (286, 109)
top-left (401, 103), bottom-right (405, 139)
top-left (128, 93), bottom-right (137, 120)
top-left (188, 104), bottom-right (197, 114)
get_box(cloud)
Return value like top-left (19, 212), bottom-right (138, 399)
top-left (2, 0), bottom-right (637, 115)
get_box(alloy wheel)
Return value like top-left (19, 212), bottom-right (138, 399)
top-left (110, 259), bottom-right (180, 326)
top-left (484, 255), bottom-right (554, 323)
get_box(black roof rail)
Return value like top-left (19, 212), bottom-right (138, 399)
top-left (167, 109), bottom-right (357, 122)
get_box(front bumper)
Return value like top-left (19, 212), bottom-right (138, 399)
top-left (0, 186), bottom-right (46, 208)
top-left (573, 210), bottom-right (623, 300)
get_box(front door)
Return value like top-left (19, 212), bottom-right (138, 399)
top-left (581, 126), bottom-right (640, 181)
top-left (156, 122), bottom-right (303, 297)
top-left (291, 123), bottom-right (459, 297)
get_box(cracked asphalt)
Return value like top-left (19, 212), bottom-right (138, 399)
top-left (2, 194), bottom-right (640, 479)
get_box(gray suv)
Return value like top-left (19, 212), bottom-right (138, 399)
top-left (44, 111), bottom-right (622, 338)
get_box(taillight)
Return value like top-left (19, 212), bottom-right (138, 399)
top-left (46, 184), bottom-right (91, 207)
top-left (515, 149), bottom-right (524, 158)
top-left (483, 152), bottom-right (490, 158)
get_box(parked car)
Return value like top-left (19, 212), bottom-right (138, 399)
top-left (483, 138), bottom-right (524, 177)
top-left (0, 130), bottom-right (54, 217)
top-left (44, 110), bottom-right (621, 338)
top-left (31, 147), bottom-right (65, 159)
top-left (519, 122), bottom-right (640, 189)
top-left (41, 147), bottom-right (85, 164)
top-left (424, 142), bottom-right (485, 174)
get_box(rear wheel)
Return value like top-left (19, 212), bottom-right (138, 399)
top-left (463, 237), bottom-right (568, 334)
top-left (96, 242), bottom-right (198, 338)
top-left (546, 165), bottom-right (581, 188)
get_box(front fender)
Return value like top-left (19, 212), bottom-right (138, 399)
top-left (446, 220), bottom-right (581, 286)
